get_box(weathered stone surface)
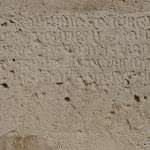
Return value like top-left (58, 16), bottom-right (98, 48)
top-left (0, 1), bottom-right (150, 149)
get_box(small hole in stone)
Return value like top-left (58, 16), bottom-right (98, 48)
top-left (42, 92), bottom-right (46, 95)
top-left (1, 83), bottom-right (9, 88)
top-left (65, 97), bottom-right (70, 101)
top-left (125, 79), bottom-right (130, 85)
top-left (10, 70), bottom-right (15, 73)
top-left (134, 95), bottom-right (140, 102)
top-left (104, 90), bottom-right (108, 93)
top-left (57, 82), bottom-right (63, 85)
top-left (110, 111), bottom-right (115, 114)
top-left (13, 59), bottom-right (15, 61)
top-left (128, 76), bottom-right (131, 79)
top-left (144, 96), bottom-right (147, 100)
top-left (1, 22), bottom-right (7, 27)
top-left (9, 20), bottom-right (15, 23)
top-left (17, 29), bottom-right (22, 33)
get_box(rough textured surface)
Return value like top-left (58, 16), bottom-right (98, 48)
top-left (1, 1), bottom-right (150, 150)
top-left (1, 0), bottom-right (150, 15)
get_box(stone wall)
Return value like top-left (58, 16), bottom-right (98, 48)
top-left (0, 1), bottom-right (150, 149)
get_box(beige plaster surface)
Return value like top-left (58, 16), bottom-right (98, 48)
top-left (0, 0), bottom-right (150, 149)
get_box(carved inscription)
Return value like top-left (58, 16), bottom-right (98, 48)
top-left (0, 12), bottom-right (150, 87)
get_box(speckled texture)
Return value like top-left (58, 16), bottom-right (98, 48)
top-left (0, 1), bottom-right (150, 150)
top-left (0, 0), bottom-right (150, 15)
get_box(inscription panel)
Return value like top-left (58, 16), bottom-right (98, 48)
top-left (0, 12), bottom-right (150, 87)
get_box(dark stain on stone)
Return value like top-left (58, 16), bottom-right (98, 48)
top-left (12, 136), bottom-right (22, 150)
top-left (0, 134), bottom-right (52, 150)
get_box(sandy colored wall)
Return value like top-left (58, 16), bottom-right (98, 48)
top-left (0, 1), bottom-right (150, 150)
